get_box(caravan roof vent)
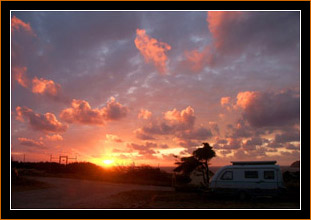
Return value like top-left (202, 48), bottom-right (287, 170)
top-left (231, 161), bottom-right (277, 165)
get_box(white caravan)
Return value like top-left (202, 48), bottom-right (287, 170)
top-left (209, 161), bottom-right (285, 198)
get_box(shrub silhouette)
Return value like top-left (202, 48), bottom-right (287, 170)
top-left (11, 161), bottom-right (172, 186)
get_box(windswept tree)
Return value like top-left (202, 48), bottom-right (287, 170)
top-left (174, 142), bottom-right (216, 187)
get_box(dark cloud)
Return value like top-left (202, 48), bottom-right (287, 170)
top-left (285, 143), bottom-right (300, 150)
top-left (142, 122), bottom-right (174, 135)
top-left (265, 140), bottom-right (283, 149)
top-left (236, 90), bottom-right (299, 128)
top-left (218, 149), bottom-right (232, 156)
top-left (215, 138), bottom-right (228, 145)
top-left (15, 106), bottom-right (68, 133)
top-left (226, 119), bottom-right (254, 138)
top-left (127, 142), bottom-right (157, 156)
top-left (176, 127), bottom-right (213, 141)
top-left (207, 11), bottom-right (299, 57)
top-left (18, 137), bottom-right (44, 148)
top-left (222, 138), bottom-right (241, 150)
top-left (159, 144), bottom-right (169, 149)
top-left (209, 122), bottom-right (220, 135)
top-left (181, 11), bottom-right (299, 74)
top-left (275, 129), bottom-right (300, 143)
top-left (103, 97), bottom-right (128, 120)
top-left (174, 138), bottom-right (201, 150)
top-left (134, 129), bottom-right (156, 140)
top-left (241, 137), bottom-right (269, 151)
top-left (233, 146), bottom-right (267, 160)
top-left (244, 137), bottom-right (267, 147)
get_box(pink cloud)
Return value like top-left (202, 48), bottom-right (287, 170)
top-left (135, 29), bottom-right (171, 74)
top-left (138, 108), bottom-right (152, 120)
top-left (18, 137), bottom-right (44, 148)
top-left (184, 46), bottom-right (214, 72)
top-left (12, 66), bottom-right (64, 101)
top-left (137, 106), bottom-right (213, 149)
top-left (220, 96), bottom-right (231, 107)
top-left (60, 99), bottom-right (106, 125)
top-left (13, 66), bottom-right (29, 88)
top-left (206, 11), bottom-right (243, 50)
top-left (11, 16), bottom-right (36, 36)
top-left (16, 106), bottom-right (68, 133)
top-left (60, 97), bottom-right (128, 125)
top-left (32, 77), bottom-right (61, 97)
top-left (144, 107), bottom-right (195, 134)
top-left (181, 11), bottom-right (243, 73)
top-left (235, 91), bottom-right (258, 109)
top-left (44, 134), bottom-right (63, 141)
top-left (164, 106), bottom-right (195, 129)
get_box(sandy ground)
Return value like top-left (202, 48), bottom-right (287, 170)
top-left (11, 176), bottom-right (173, 209)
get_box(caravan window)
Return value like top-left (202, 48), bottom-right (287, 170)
top-left (221, 171), bottom-right (233, 180)
top-left (264, 171), bottom-right (275, 179)
top-left (244, 171), bottom-right (258, 178)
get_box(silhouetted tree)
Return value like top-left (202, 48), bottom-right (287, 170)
top-left (174, 143), bottom-right (216, 187)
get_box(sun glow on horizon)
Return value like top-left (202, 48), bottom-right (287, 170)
top-left (102, 159), bottom-right (114, 166)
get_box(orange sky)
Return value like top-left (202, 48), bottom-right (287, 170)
top-left (11, 11), bottom-right (300, 167)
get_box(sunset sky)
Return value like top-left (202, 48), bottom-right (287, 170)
top-left (11, 11), bottom-right (300, 167)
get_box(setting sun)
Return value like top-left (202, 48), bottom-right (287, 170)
top-left (102, 159), bottom-right (114, 166)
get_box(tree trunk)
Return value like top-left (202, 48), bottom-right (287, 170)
top-left (201, 168), bottom-right (206, 185)
top-left (206, 161), bottom-right (210, 188)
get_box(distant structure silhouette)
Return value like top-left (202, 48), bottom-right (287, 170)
top-left (50, 154), bottom-right (78, 164)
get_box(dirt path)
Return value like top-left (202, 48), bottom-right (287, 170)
top-left (11, 176), bottom-right (174, 209)
top-left (11, 176), bottom-right (299, 209)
